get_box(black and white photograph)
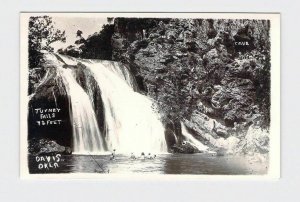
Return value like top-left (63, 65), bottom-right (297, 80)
top-left (20, 13), bottom-right (280, 178)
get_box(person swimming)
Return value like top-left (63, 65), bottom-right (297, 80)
top-left (130, 153), bottom-right (136, 159)
top-left (110, 152), bottom-right (115, 161)
top-left (140, 152), bottom-right (145, 160)
top-left (149, 154), bottom-right (157, 159)
top-left (147, 153), bottom-right (152, 159)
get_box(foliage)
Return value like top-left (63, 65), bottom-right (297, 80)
top-left (60, 24), bottom-right (114, 60)
top-left (81, 24), bottom-right (114, 59)
top-left (76, 30), bottom-right (83, 37)
top-left (28, 16), bottom-right (66, 68)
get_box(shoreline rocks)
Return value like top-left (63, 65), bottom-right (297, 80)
top-left (28, 138), bottom-right (72, 155)
top-left (171, 142), bottom-right (204, 154)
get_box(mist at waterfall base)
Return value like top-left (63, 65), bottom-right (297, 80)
top-left (28, 54), bottom-right (268, 175)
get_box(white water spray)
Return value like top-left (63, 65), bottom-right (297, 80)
top-left (59, 55), bottom-right (167, 154)
top-left (84, 60), bottom-right (167, 154)
top-left (58, 66), bottom-right (105, 154)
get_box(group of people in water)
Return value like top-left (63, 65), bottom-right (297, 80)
top-left (130, 152), bottom-right (157, 160)
top-left (109, 149), bottom-right (157, 161)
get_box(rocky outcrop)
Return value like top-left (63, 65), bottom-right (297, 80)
top-left (28, 53), bottom-right (73, 147)
top-left (184, 110), bottom-right (269, 156)
top-left (111, 18), bottom-right (271, 156)
top-left (28, 138), bottom-right (72, 155)
top-left (58, 45), bottom-right (82, 58)
top-left (171, 142), bottom-right (203, 154)
top-left (29, 67), bottom-right (47, 95)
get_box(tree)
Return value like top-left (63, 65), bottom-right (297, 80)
top-left (28, 16), bottom-right (66, 68)
top-left (107, 17), bottom-right (114, 24)
top-left (76, 30), bottom-right (83, 38)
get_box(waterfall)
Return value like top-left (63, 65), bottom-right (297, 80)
top-left (181, 123), bottom-right (208, 151)
top-left (58, 55), bottom-right (167, 154)
top-left (58, 66), bottom-right (105, 154)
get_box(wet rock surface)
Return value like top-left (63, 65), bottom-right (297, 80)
top-left (171, 142), bottom-right (203, 154)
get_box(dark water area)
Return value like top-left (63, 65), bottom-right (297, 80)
top-left (28, 153), bottom-right (268, 175)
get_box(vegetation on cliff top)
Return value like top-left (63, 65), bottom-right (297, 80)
top-left (58, 24), bottom-right (115, 60)
top-left (29, 16), bottom-right (66, 69)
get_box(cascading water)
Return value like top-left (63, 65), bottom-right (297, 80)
top-left (181, 122), bottom-right (208, 151)
top-left (58, 55), bottom-right (167, 154)
top-left (58, 66), bottom-right (105, 154)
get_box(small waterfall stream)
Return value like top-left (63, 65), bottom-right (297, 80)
top-left (181, 123), bottom-right (208, 151)
top-left (58, 55), bottom-right (167, 154)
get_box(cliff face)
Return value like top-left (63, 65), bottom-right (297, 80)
top-left (112, 18), bottom-right (270, 155)
top-left (28, 53), bottom-right (73, 147)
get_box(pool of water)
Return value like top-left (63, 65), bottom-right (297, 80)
top-left (28, 153), bottom-right (268, 175)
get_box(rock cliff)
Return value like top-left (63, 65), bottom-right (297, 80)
top-left (111, 18), bottom-right (271, 155)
